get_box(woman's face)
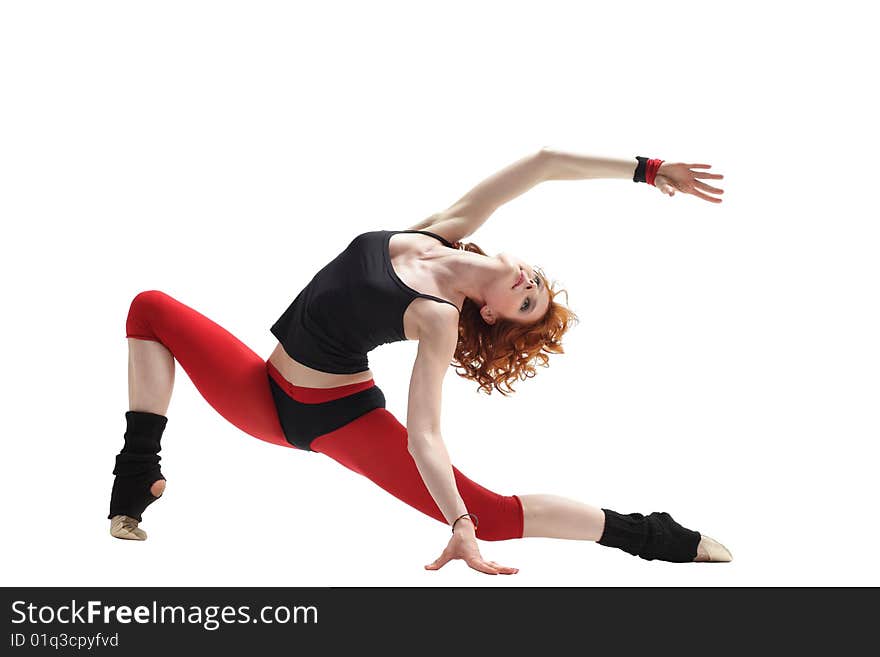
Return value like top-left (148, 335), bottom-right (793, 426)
top-left (481, 253), bottom-right (550, 325)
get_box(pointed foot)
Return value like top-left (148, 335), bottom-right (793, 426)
top-left (110, 515), bottom-right (148, 541)
top-left (694, 534), bottom-right (732, 562)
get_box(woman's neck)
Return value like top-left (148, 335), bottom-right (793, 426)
top-left (433, 247), bottom-right (499, 307)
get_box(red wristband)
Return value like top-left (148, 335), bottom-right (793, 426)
top-left (646, 158), bottom-right (664, 186)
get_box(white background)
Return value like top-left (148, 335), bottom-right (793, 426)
top-left (1, 1), bottom-right (877, 587)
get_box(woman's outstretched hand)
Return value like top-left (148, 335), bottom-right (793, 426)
top-left (425, 529), bottom-right (519, 575)
top-left (653, 162), bottom-right (725, 203)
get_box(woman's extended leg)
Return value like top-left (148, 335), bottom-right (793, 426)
top-left (518, 494), bottom-right (732, 562)
top-left (311, 407), bottom-right (524, 542)
top-left (312, 410), bottom-right (730, 561)
top-left (519, 494), bottom-right (606, 540)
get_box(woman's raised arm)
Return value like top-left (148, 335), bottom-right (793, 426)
top-left (410, 148), bottom-right (725, 242)
top-left (542, 148), bottom-right (725, 203)
top-left (407, 148), bottom-right (553, 243)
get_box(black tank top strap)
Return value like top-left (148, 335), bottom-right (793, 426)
top-left (394, 229), bottom-right (456, 249)
top-left (416, 294), bottom-right (461, 313)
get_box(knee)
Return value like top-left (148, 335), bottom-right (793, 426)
top-left (131, 290), bottom-right (170, 311)
top-left (126, 290), bottom-right (171, 340)
top-left (470, 494), bottom-right (524, 542)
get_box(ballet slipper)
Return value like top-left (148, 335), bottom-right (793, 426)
top-left (110, 514), bottom-right (148, 541)
top-left (694, 534), bottom-right (733, 562)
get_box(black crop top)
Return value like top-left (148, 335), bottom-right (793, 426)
top-left (270, 230), bottom-right (461, 374)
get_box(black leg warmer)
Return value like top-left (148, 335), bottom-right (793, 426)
top-left (108, 411), bottom-right (168, 522)
top-left (598, 508), bottom-right (701, 563)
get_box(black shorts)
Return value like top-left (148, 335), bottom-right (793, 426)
top-left (266, 368), bottom-right (386, 451)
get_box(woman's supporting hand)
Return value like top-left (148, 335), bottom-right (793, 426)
top-left (654, 162), bottom-right (725, 203)
top-left (425, 528), bottom-right (519, 575)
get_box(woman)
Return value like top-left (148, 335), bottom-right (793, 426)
top-left (109, 147), bottom-right (731, 574)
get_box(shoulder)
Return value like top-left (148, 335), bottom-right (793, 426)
top-left (409, 303), bottom-right (458, 400)
top-left (412, 301), bottom-right (460, 352)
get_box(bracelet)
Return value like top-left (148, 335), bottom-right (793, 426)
top-left (633, 156), bottom-right (664, 186)
top-left (451, 513), bottom-right (479, 533)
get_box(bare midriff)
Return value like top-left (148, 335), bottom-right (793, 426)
top-left (267, 342), bottom-right (376, 389)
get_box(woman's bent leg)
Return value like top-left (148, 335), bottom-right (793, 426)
top-left (124, 289), bottom-right (288, 447)
top-left (311, 408), bottom-right (524, 542)
top-left (109, 290), bottom-right (292, 537)
top-left (128, 338), bottom-right (175, 416)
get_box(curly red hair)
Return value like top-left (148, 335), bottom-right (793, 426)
top-left (449, 239), bottom-right (579, 396)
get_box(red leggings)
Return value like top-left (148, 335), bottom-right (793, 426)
top-left (124, 290), bottom-right (524, 541)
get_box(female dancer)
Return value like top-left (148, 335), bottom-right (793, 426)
top-left (109, 148), bottom-right (731, 574)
